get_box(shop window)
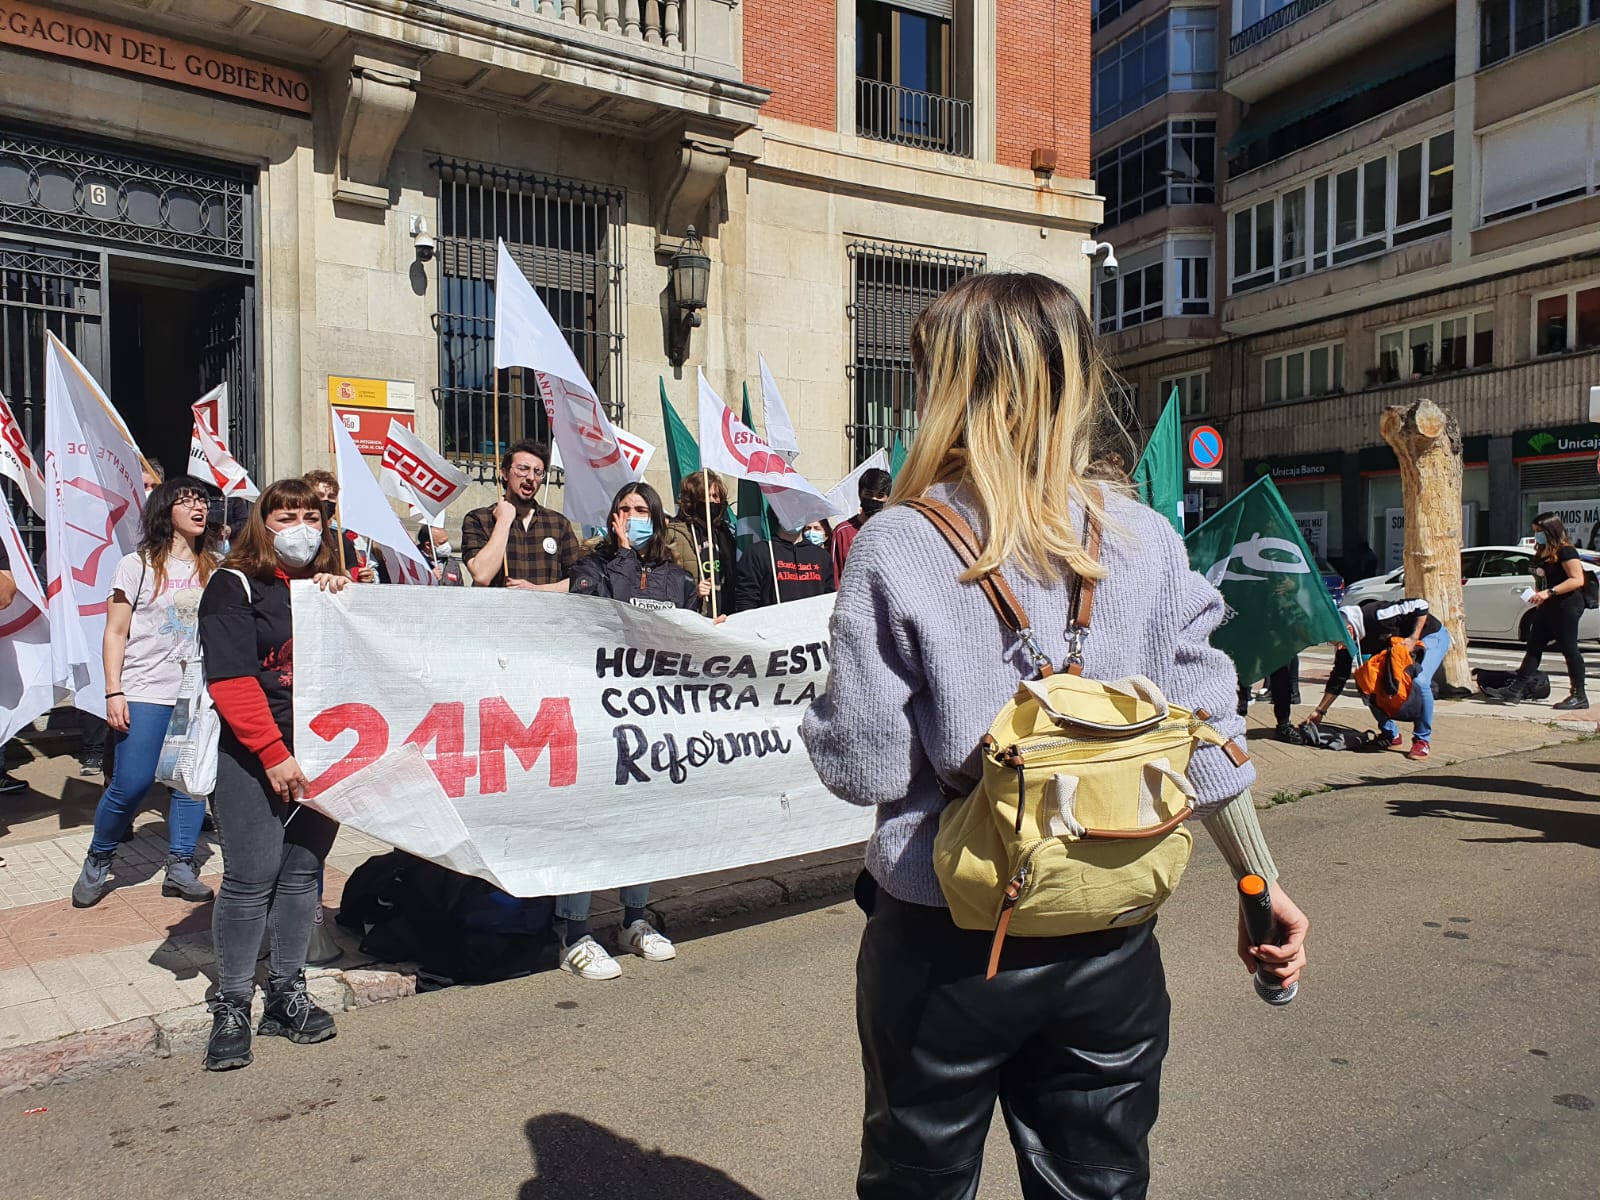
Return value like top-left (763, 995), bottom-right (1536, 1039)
top-left (1376, 310), bottom-right (1494, 382)
top-left (1161, 370), bottom-right (1210, 416)
top-left (1263, 341), bottom-right (1344, 404)
top-left (1534, 283), bottom-right (1600, 355)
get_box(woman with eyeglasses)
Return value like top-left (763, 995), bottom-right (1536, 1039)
top-left (71, 476), bottom-right (221, 909)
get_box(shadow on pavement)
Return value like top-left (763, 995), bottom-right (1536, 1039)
top-left (1392, 774), bottom-right (1599, 806)
top-left (1387, 798), bottom-right (1600, 849)
top-left (519, 1113), bottom-right (766, 1199)
top-left (1533, 759), bottom-right (1600, 776)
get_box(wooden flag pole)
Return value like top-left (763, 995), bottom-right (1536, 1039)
top-left (491, 368), bottom-right (501, 479)
top-left (703, 473), bottom-right (719, 620)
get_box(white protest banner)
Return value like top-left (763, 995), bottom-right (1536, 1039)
top-left (494, 239), bottom-right (637, 526)
top-left (379, 420), bottom-right (469, 522)
top-left (43, 334), bottom-right (144, 717)
top-left (331, 406), bottom-right (435, 586)
top-left (0, 389), bottom-right (46, 518)
top-left (293, 587), bottom-right (868, 896)
top-left (758, 354), bottom-right (800, 464)
top-left (545, 422), bottom-right (656, 481)
top-left (697, 370), bottom-right (832, 530)
top-left (824, 449), bottom-right (890, 522)
top-left (189, 384), bottom-right (259, 499)
top-left (0, 489), bottom-right (53, 744)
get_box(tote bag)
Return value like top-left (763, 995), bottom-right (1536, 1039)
top-left (156, 570), bottom-right (251, 797)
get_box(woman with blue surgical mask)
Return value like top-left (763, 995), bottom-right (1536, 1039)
top-left (195, 479), bottom-right (350, 1072)
top-left (560, 481), bottom-right (698, 980)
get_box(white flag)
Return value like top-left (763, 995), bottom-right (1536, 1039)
top-left (189, 385), bottom-right (259, 499)
top-left (824, 449), bottom-right (891, 521)
top-left (330, 408), bottom-right (436, 585)
top-left (0, 489), bottom-right (52, 744)
top-left (758, 355), bottom-right (800, 464)
top-left (542, 421), bottom-right (657, 482)
top-left (43, 334), bottom-right (145, 717)
top-left (696, 370), bottom-right (832, 530)
top-left (0, 388), bottom-right (47, 518)
top-left (494, 240), bottom-right (637, 526)
top-left (379, 421), bottom-right (468, 522)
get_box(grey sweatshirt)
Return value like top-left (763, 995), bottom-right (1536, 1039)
top-left (800, 482), bottom-right (1259, 907)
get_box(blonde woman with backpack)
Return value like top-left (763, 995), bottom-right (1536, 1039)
top-left (801, 273), bottom-right (1308, 1200)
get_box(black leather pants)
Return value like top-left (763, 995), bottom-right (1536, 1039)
top-left (855, 883), bottom-right (1169, 1200)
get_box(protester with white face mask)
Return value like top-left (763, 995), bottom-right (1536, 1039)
top-left (733, 518), bottom-right (837, 611)
top-left (561, 482), bottom-right (695, 979)
top-left (196, 479), bottom-right (350, 1071)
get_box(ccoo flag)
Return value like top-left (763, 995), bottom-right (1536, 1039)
top-left (330, 409), bottom-right (436, 585)
top-left (1133, 387), bottom-right (1184, 534)
top-left (189, 384), bottom-right (259, 499)
top-left (1184, 475), bottom-right (1353, 687)
top-left (0, 388), bottom-right (47, 518)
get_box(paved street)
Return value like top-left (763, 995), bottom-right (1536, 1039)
top-left (3, 739), bottom-right (1598, 1199)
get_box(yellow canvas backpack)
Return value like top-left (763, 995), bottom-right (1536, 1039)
top-left (908, 499), bottom-right (1250, 979)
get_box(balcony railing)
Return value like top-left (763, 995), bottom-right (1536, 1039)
top-left (1229, 0), bottom-right (1333, 54)
top-left (528, 0), bottom-right (685, 51)
top-left (856, 78), bottom-right (974, 158)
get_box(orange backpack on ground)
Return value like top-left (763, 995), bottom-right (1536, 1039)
top-left (1352, 637), bottom-right (1423, 721)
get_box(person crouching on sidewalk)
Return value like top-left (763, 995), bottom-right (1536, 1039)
top-left (1305, 597), bottom-right (1449, 760)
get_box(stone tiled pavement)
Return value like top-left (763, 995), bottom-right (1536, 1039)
top-left (0, 689), bottom-right (1591, 1089)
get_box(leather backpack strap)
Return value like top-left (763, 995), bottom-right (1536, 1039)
top-left (1064, 514), bottom-right (1103, 676)
top-left (906, 498), bottom-right (1054, 678)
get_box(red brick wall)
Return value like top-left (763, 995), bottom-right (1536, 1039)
top-left (745, 0), bottom-right (837, 129)
top-left (996, 0), bottom-right (1092, 176)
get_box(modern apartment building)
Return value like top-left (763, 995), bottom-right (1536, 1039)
top-left (0, 0), bottom-right (1099, 539)
top-left (1091, 0), bottom-right (1600, 572)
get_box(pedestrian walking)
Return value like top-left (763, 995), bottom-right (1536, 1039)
top-left (1305, 597), bottom-right (1450, 758)
top-left (1483, 513), bottom-right (1590, 710)
top-left (71, 476), bottom-right (219, 908)
top-left (197, 478), bottom-right (350, 1071)
top-left (801, 272), bottom-right (1307, 1199)
top-left (732, 519), bottom-right (836, 611)
top-left (664, 468), bottom-right (737, 617)
top-left (460, 440), bottom-right (582, 590)
top-left (560, 481), bottom-right (691, 978)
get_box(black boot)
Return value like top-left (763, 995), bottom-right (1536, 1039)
top-left (258, 972), bottom-right (337, 1044)
top-left (1553, 693), bottom-right (1590, 711)
top-left (1482, 679), bottom-right (1527, 704)
top-left (203, 995), bottom-right (254, 1071)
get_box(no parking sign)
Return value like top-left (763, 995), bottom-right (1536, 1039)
top-left (1188, 425), bottom-right (1224, 470)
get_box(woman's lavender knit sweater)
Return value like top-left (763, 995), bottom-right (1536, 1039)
top-left (800, 482), bottom-right (1256, 908)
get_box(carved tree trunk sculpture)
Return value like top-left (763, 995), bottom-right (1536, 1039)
top-left (1380, 398), bottom-right (1470, 690)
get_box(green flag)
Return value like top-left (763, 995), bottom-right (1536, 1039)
top-left (889, 434), bottom-right (908, 481)
top-left (1133, 388), bottom-right (1184, 534)
top-left (736, 385), bottom-right (770, 552)
top-left (1184, 476), bottom-right (1356, 685)
top-left (658, 377), bottom-right (699, 502)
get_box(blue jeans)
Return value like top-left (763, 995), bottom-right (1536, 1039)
top-left (88, 702), bottom-right (206, 857)
top-left (556, 886), bottom-right (651, 924)
top-left (1374, 627), bottom-right (1450, 742)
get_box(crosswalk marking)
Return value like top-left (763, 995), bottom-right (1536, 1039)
top-left (1297, 643), bottom-right (1599, 680)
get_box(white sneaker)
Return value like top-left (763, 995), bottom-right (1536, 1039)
top-left (560, 935), bottom-right (622, 981)
top-left (617, 918), bottom-right (677, 962)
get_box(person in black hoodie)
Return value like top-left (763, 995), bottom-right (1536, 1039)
top-left (733, 518), bottom-right (837, 611)
top-left (559, 481), bottom-right (695, 982)
top-left (569, 482), bottom-right (698, 611)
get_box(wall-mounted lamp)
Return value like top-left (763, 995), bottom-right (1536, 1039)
top-left (409, 214), bottom-right (435, 263)
top-left (667, 226), bottom-right (710, 367)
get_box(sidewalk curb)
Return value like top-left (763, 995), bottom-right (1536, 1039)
top-left (0, 855), bottom-right (863, 1096)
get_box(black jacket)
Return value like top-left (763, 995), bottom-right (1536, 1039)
top-left (569, 545), bottom-right (697, 611)
top-left (732, 537), bottom-right (836, 611)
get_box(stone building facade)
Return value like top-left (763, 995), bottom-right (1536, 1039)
top-left (1091, 0), bottom-right (1600, 571)
top-left (0, 0), bottom-right (1101, 540)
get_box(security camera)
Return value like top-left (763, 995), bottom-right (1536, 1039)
top-left (410, 215), bottom-right (436, 264)
top-left (1081, 239), bottom-right (1118, 278)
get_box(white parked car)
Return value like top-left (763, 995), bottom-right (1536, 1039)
top-left (1341, 545), bottom-right (1600, 643)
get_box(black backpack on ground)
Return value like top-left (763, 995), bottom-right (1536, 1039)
top-left (1473, 668), bottom-right (1551, 701)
